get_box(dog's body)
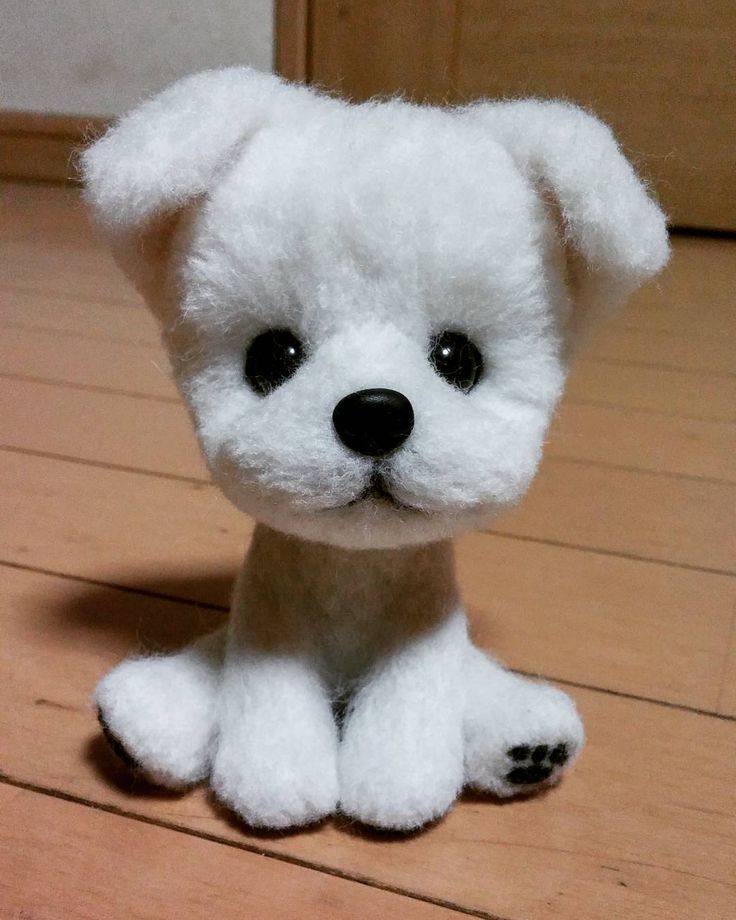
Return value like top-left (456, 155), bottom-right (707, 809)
top-left (97, 525), bottom-right (583, 829)
top-left (83, 68), bottom-right (668, 830)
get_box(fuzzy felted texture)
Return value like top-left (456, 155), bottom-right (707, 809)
top-left (83, 68), bottom-right (666, 830)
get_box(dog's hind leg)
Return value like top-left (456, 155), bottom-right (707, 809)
top-left (463, 644), bottom-right (584, 797)
top-left (95, 627), bottom-right (225, 788)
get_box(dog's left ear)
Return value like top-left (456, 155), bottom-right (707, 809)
top-left (466, 100), bottom-right (669, 336)
top-left (81, 68), bottom-right (321, 308)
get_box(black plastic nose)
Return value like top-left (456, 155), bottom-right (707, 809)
top-left (332, 388), bottom-right (414, 458)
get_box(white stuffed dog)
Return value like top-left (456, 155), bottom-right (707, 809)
top-left (82, 68), bottom-right (668, 831)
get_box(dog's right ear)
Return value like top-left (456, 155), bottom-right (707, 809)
top-left (81, 67), bottom-right (319, 302)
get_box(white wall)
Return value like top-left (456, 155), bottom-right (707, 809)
top-left (1, 0), bottom-right (274, 117)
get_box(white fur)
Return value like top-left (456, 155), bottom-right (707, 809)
top-left (83, 68), bottom-right (667, 830)
top-left (95, 629), bottom-right (224, 787)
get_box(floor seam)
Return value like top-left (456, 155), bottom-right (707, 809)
top-left (485, 530), bottom-right (736, 579)
top-left (0, 772), bottom-right (505, 920)
top-left (0, 371), bottom-right (180, 404)
top-left (1, 365), bottom-right (734, 422)
top-left (3, 444), bottom-right (735, 578)
top-left (2, 557), bottom-right (734, 722)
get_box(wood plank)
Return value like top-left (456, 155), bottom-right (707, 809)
top-left (0, 112), bottom-right (109, 184)
top-left (10, 281), bottom-right (735, 377)
top-left (4, 305), bottom-right (733, 422)
top-left (1, 185), bottom-right (138, 301)
top-left (5, 314), bottom-right (732, 431)
top-left (610, 237), bottom-right (736, 338)
top-left (720, 628), bottom-right (736, 717)
top-left (5, 186), bottom-right (735, 353)
top-left (307, 2), bottom-right (735, 228)
top-left (567, 360), bottom-right (736, 422)
top-left (6, 237), bottom-right (733, 378)
top-left (0, 379), bottom-right (204, 479)
top-left (0, 285), bottom-right (154, 344)
top-left (275, 0), bottom-right (310, 82)
top-left (0, 450), bottom-right (246, 604)
top-left (0, 326), bottom-right (178, 400)
top-left (2, 456), bottom-right (733, 712)
top-left (3, 374), bottom-right (733, 572)
top-left (0, 785), bottom-right (460, 920)
top-left (7, 276), bottom-right (732, 377)
top-left (495, 458), bottom-right (736, 574)
top-left (5, 189), bottom-right (734, 431)
top-left (0, 132), bottom-right (81, 183)
top-left (0, 111), bottom-right (109, 137)
top-left (458, 533), bottom-right (735, 714)
top-left (2, 367), bottom-right (733, 484)
top-left (1, 180), bottom-right (99, 242)
top-left (3, 237), bottom-right (136, 304)
top-left (4, 154), bottom-right (734, 920)
top-left (586, 326), bottom-right (736, 375)
top-left (548, 402), bottom-right (735, 483)
top-left (310, 0), bottom-right (458, 103)
top-left (452, 1), bottom-right (736, 230)
top-left (4, 323), bottom-right (734, 482)
top-left (1, 567), bottom-right (733, 920)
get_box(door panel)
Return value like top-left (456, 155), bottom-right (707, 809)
top-left (305, 0), bottom-right (736, 230)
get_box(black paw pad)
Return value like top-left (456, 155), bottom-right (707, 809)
top-left (505, 742), bottom-right (570, 785)
top-left (506, 764), bottom-right (553, 784)
top-left (97, 709), bottom-right (139, 771)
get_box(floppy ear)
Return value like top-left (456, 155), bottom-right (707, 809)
top-left (465, 100), bottom-right (669, 336)
top-left (81, 67), bottom-right (319, 303)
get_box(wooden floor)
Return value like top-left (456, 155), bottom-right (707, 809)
top-left (1, 182), bottom-right (735, 919)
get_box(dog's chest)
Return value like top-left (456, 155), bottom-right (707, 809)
top-left (313, 578), bottom-right (399, 681)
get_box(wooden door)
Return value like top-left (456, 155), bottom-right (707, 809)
top-left (278, 0), bottom-right (736, 231)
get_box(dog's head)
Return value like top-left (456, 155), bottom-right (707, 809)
top-left (83, 68), bottom-right (668, 549)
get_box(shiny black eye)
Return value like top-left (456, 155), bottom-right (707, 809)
top-left (428, 330), bottom-right (484, 392)
top-left (244, 328), bottom-right (305, 396)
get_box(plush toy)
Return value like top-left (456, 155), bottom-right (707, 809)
top-left (82, 68), bottom-right (668, 831)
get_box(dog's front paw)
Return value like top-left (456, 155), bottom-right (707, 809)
top-left (464, 667), bottom-right (584, 798)
top-left (95, 632), bottom-right (223, 788)
top-left (466, 725), bottom-right (583, 798)
top-left (505, 741), bottom-right (571, 785)
top-left (338, 709), bottom-right (464, 831)
top-left (211, 739), bottom-right (338, 830)
top-left (339, 754), bottom-right (461, 832)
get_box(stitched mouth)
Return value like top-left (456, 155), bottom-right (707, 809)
top-left (346, 469), bottom-right (419, 512)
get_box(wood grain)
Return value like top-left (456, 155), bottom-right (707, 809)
top-left (0, 112), bottom-right (109, 184)
top-left (586, 326), bottom-right (736, 375)
top-left (3, 388), bottom-right (734, 568)
top-left (0, 379), bottom-right (203, 478)
top-left (276, 0), bottom-right (310, 82)
top-left (1, 565), bottom-right (734, 920)
top-left (307, 1), bottom-right (736, 229)
top-left (0, 785), bottom-right (462, 920)
top-left (2, 181), bottom-right (735, 920)
top-left (0, 285), bottom-right (155, 344)
top-left (495, 458), bottom-right (735, 573)
top-left (455, 1), bottom-right (736, 230)
top-left (3, 237), bottom-right (133, 304)
top-left (2, 349), bottom-right (733, 482)
top-left (567, 360), bottom-right (736, 423)
top-left (310, 0), bottom-right (458, 102)
top-left (548, 403), bottom-right (736, 483)
top-left (0, 325), bottom-right (177, 399)
top-left (2, 454), bottom-right (733, 712)
top-left (719, 625), bottom-right (736, 717)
